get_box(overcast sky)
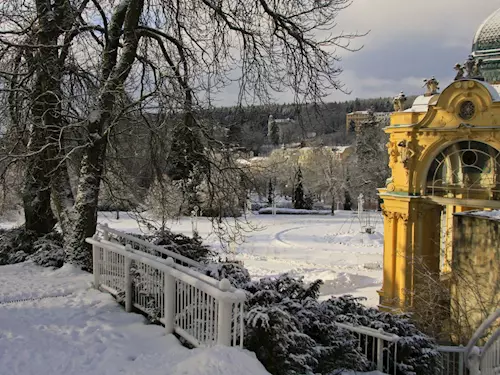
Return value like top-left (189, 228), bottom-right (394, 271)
top-left (215, 0), bottom-right (500, 105)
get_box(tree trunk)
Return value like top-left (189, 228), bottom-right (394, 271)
top-left (22, 159), bottom-right (56, 234)
top-left (65, 142), bottom-right (107, 270)
top-left (65, 0), bottom-right (144, 270)
top-left (22, 0), bottom-right (73, 235)
top-left (52, 162), bottom-right (75, 236)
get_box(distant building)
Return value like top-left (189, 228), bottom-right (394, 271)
top-left (345, 111), bottom-right (390, 135)
top-left (267, 115), bottom-right (298, 144)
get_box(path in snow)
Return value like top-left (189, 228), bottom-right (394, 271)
top-left (0, 262), bottom-right (270, 375)
top-left (98, 211), bottom-right (384, 306)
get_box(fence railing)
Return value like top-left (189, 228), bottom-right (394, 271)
top-left (86, 235), bottom-right (246, 348)
top-left (335, 322), bottom-right (400, 374)
top-left (95, 224), bottom-right (202, 269)
top-left (437, 345), bottom-right (466, 375)
top-left (465, 308), bottom-right (500, 375)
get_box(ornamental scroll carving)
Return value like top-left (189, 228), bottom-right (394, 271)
top-left (387, 141), bottom-right (399, 168)
top-left (382, 210), bottom-right (409, 224)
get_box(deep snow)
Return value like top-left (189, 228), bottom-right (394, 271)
top-left (0, 262), bottom-right (271, 375)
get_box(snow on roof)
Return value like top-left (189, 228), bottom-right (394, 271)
top-left (473, 79), bottom-right (500, 101)
top-left (332, 145), bottom-right (352, 153)
top-left (403, 94), bottom-right (439, 113)
top-left (465, 210), bottom-right (500, 220)
top-left (249, 156), bottom-right (268, 162)
top-left (236, 158), bottom-right (251, 165)
top-left (347, 111), bottom-right (389, 116)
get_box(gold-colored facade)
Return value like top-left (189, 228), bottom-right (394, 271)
top-left (379, 79), bottom-right (500, 312)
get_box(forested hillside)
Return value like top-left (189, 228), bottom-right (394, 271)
top-left (208, 95), bottom-right (417, 153)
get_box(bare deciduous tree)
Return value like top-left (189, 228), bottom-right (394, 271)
top-left (0, 0), bottom-right (360, 269)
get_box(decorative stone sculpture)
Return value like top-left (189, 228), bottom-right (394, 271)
top-left (464, 55), bottom-right (476, 78)
top-left (397, 140), bottom-right (415, 169)
top-left (454, 63), bottom-right (465, 80)
top-left (423, 77), bottom-right (439, 96)
top-left (393, 91), bottom-right (407, 112)
top-left (472, 58), bottom-right (484, 79)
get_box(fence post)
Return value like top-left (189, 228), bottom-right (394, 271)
top-left (458, 346), bottom-right (465, 375)
top-left (376, 335), bottom-right (384, 372)
top-left (102, 223), bottom-right (109, 241)
top-left (217, 278), bottom-right (233, 346)
top-left (124, 244), bottom-right (133, 312)
top-left (92, 234), bottom-right (100, 289)
top-left (467, 346), bottom-right (481, 375)
top-left (164, 257), bottom-right (176, 334)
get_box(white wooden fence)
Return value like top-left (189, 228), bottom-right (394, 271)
top-left (465, 308), bottom-right (500, 375)
top-left (437, 345), bottom-right (466, 375)
top-left (96, 224), bottom-right (201, 268)
top-left (85, 234), bottom-right (246, 348)
top-left (339, 309), bottom-right (500, 375)
top-left (88, 225), bottom-right (500, 373)
top-left (335, 322), bottom-right (400, 374)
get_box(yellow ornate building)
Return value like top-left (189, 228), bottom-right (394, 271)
top-left (379, 8), bottom-right (500, 312)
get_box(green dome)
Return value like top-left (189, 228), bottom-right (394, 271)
top-left (473, 8), bottom-right (500, 52)
top-left (472, 8), bottom-right (500, 83)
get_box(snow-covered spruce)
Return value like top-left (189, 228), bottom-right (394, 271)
top-left (123, 230), bottom-right (215, 264)
top-left (0, 226), bottom-right (66, 268)
top-left (118, 231), bottom-right (440, 375)
top-left (198, 262), bottom-right (440, 375)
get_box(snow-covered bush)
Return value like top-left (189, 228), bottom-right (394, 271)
top-left (121, 232), bottom-right (439, 375)
top-left (0, 226), bottom-right (39, 265)
top-left (243, 275), bottom-right (370, 375)
top-left (127, 230), bottom-right (215, 263)
top-left (201, 264), bottom-right (439, 375)
top-left (0, 226), bottom-right (66, 268)
top-left (30, 232), bottom-right (65, 268)
top-left (200, 261), bottom-right (252, 287)
top-left (321, 295), bottom-right (441, 375)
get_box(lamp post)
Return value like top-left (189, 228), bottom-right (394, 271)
top-left (191, 205), bottom-right (199, 236)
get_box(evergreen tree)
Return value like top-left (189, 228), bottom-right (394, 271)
top-left (350, 111), bottom-right (389, 204)
top-left (293, 168), bottom-right (306, 209)
top-left (344, 190), bottom-right (352, 210)
top-left (227, 123), bottom-right (242, 145)
top-left (269, 119), bottom-right (280, 146)
top-left (166, 115), bottom-right (206, 181)
top-left (268, 179), bottom-right (274, 205)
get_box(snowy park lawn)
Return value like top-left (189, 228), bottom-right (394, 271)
top-left (0, 262), bottom-right (270, 375)
top-left (97, 210), bottom-right (384, 306)
top-left (0, 211), bottom-right (386, 375)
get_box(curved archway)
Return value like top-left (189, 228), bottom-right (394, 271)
top-left (425, 140), bottom-right (500, 200)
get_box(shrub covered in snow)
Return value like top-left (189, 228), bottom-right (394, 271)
top-left (121, 233), bottom-right (439, 375)
top-left (201, 261), bottom-right (252, 287)
top-left (200, 262), bottom-right (440, 375)
top-left (128, 230), bottom-right (215, 263)
top-left (325, 295), bottom-right (441, 375)
top-left (30, 231), bottom-right (65, 268)
top-left (0, 226), bottom-right (66, 268)
top-left (0, 226), bottom-right (39, 265)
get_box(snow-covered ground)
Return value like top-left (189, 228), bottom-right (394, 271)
top-left (0, 210), bottom-right (385, 375)
top-left (98, 210), bottom-right (384, 306)
top-left (0, 209), bottom-right (384, 306)
top-left (0, 262), bottom-right (271, 375)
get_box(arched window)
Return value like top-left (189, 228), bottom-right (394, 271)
top-left (426, 141), bottom-right (500, 200)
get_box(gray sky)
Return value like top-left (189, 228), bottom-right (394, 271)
top-left (216, 0), bottom-right (500, 105)
top-left (329, 0), bottom-right (500, 102)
